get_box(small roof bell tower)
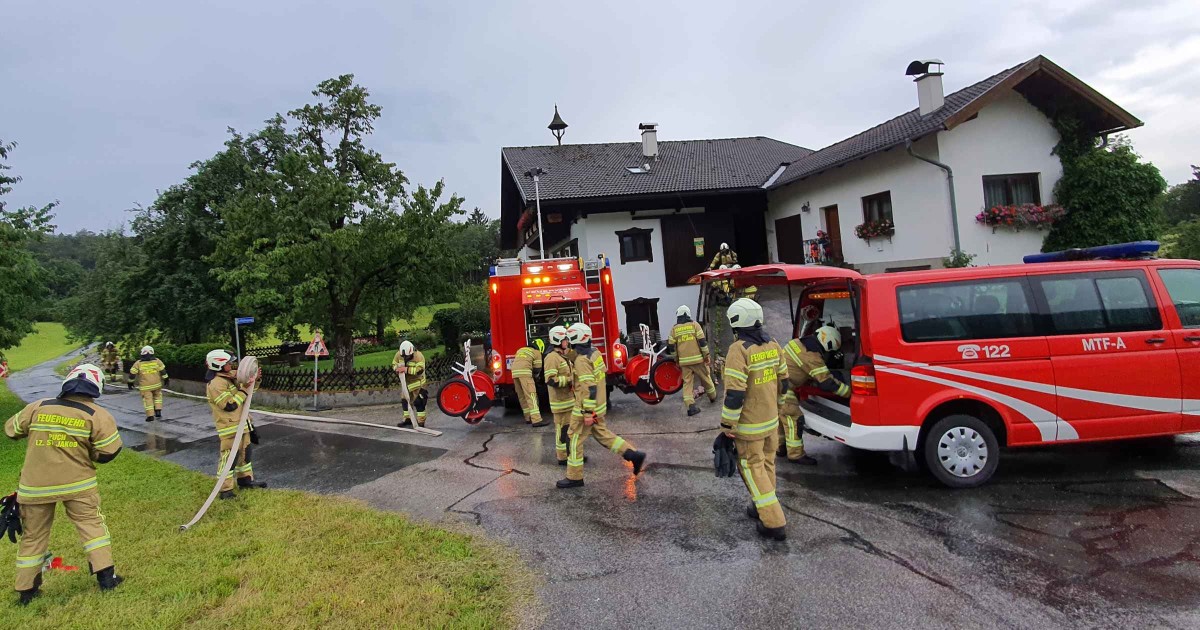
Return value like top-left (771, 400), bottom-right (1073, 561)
top-left (548, 104), bottom-right (568, 145)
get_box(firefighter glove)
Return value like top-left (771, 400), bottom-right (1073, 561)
top-left (0, 493), bottom-right (21, 543)
top-left (713, 433), bottom-right (737, 478)
top-left (249, 429), bottom-right (260, 445)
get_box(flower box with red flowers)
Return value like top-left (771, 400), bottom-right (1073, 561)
top-left (854, 219), bottom-right (895, 241)
top-left (975, 204), bottom-right (1065, 232)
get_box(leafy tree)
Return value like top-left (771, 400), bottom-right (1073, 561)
top-left (1161, 166), bottom-right (1200, 225)
top-left (1043, 133), bottom-right (1167, 252)
top-left (213, 75), bottom-right (465, 370)
top-left (60, 231), bottom-right (146, 346)
top-left (1168, 219), bottom-right (1200, 262)
top-left (453, 207), bottom-right (501, 284)
top-left (0, 139), bottom-right (56, 356)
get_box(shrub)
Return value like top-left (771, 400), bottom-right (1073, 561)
top-left (154, 343), bottom-right (218, 368)
top-left (941, 249), bottom-right (977, 268)
top-left (431, 286), bottom-right (489, 348)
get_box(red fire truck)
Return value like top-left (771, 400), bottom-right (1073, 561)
top-left (486, 256), bottom-right (629, 402)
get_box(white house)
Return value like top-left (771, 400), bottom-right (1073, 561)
top-left (499, 55), bottom-right (1141, 337)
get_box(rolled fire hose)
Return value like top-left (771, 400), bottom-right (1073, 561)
top-left (180, 356), bottom-right (260, 532)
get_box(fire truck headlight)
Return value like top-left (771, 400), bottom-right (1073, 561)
top-left (527, 265), bottom-right (543, 273)
top-left (541, 276), bottom-right (550, 283)
top-left (523, 278), bottom-right (532, 286)
top-left (533, 277), bottom-right (542, 284)
top-left (557, 263), bottom-right (572, 271)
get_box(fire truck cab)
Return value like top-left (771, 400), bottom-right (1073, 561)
top-left (487, 256), bottom-right (628, 402)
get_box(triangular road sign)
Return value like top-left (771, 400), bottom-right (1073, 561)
top-left (305, 334), bottom-right (329, 357)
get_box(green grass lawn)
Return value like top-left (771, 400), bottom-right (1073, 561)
top-left (250, 304), bottom-right (459, 347)
top-left (0, 385), bottom-right (528, 628)
top-left (3, 323), bottom-right (80, 372)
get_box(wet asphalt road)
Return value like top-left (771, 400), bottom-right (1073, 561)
top-left (10, 351), bottom-right (1200, 628)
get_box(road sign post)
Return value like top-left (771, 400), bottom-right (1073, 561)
top-left (233, 316), bottom-right (255, 360)
top-left (304, 332), bottom-right (330, 411)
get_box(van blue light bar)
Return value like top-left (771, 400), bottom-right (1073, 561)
top-left (1024, 241), bottom-right (1159, 264)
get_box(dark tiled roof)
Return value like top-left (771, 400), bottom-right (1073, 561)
top-left (502, 137), bottom-right (812, 203)
top-left (769, 60), bottom-right (1028, 188)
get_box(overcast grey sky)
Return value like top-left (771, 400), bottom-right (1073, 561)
top-left (3, 0), bottom-right (1197, 233)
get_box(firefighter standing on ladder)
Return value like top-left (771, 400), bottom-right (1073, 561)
top-left (543, 326), bottom-right (574, 464)
top-left (511, 339), bottom-right (547, 427)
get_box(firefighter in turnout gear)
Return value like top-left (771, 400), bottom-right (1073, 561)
top-left (393, 341), bottom-right (428, 428)
top-left (667, 305), bottom-right (716, 417)
top-left (720, 298), bottom-right (790, 541)
top-left (708, 242), bottom-right (738, 270)
top-left (100, 342), bottom-right (121, 386)
top-left (731, 265), bottom-right (758, 301)
top-left (511, 339), bottom-right (547, 426)
top-left (779, 326), bottom-right (850, 465)
top-left (4, 364), bottom-right (124, 603)
top-left (543, 327), bottom-right (574, 464)
top-left (557, 323), bottom-right (647, 488)
top-left (128, 346), bottom-right (167, 422)
top-left (205, 350), bottom-right (266, 500)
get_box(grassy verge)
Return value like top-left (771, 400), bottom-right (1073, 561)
top-left (0, 335), bottom-right (531, 626)
top-left (3, 323), bottom-right (80, 372)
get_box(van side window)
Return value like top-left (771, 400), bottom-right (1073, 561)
top-left (1158, 268), bottom-right (1200, 328)
top-left (898, 279), bottom-right (1036, 342)
top-left (1032, 271), bottom-right (1161, 335)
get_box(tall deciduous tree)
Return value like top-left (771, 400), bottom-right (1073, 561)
top-left (213, 75), bottom-right (465, 370)
top-left (0, 140), bottom-right (56, 355)
top-left (1162, 166), bottom-right (1200, 226)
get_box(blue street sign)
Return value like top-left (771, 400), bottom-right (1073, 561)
top-left (235, 317), bottom-right (256, 326)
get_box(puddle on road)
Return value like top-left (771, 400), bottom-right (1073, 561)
top-left (129, 431), bottom-right (197, 455)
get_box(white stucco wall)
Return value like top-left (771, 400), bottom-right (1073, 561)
top-left (766, 135), bottom-right (949, 269)
top-left (766, 89), bottom-right (1064, 270)
top-left (567, 212), bottom-right (698, 339)
top-left (937, 90), bottom-right (1063, 266)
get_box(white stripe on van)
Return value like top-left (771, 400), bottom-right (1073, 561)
top-left (875, 354), bottom-right (1186, 414)
top-left (876, 365), bottom-right (1064, 441)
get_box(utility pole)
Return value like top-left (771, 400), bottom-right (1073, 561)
top-left (525, 168), bottom-right (547, 260)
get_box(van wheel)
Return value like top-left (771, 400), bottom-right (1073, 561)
top-left (923, 414), bottom-right (998, 488)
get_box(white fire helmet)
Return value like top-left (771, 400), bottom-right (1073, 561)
top-left (720, 242), bottom-right (729, 251)
top-left (676, 305), bottom-right (692, 318)
top-left (549, 326), bottom-right (569, 346)
top-left (567, 322), bottom-right (593, 345)
top-left (726, 298), bottom-right (764, 329)
top-left (399, 340), bottom-right (415, 355)
top-left (732, 264), bottom-right (741, 269)
top-left (719, 264), bottom-right (729, 270)
top-left (105, 341), bottom-right (114, 348)
top-left (141, 345), bottom-right (154, 355)
top-left (63, 363), bottom-right (104, 395)
top-left (206, 349), bottom-right (235, 371)
top-left (815, 325), bottom-right (842, 352)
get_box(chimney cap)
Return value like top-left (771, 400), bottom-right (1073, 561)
top-left (638, 122), bottom-right (659, 130)
top-left (905, 59), bottom-right (944, 76)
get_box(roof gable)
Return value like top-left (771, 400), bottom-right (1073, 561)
top-left (769, 55), bottom-right (1142, 189)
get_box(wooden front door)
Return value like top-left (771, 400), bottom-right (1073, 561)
top-left (822, 205), bottom-right (842, 262)
top-left (774, 214), bottom-right (805, 264)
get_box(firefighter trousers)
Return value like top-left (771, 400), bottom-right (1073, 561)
top-left (401, 388), bottom-right (428, 426)
top-left (566, 413), bottom-right (634, 481)
top-left (681, 363), bottom-right (717, 406)
top-left (218, 435), bottom-right (254, 492)
top-left (778, 390), bottom-right (806, 459)
top-left (140, 388), bottom-right (163, 415)
top-left (15, 491), bottom-right (113, 591)
top-left (513, 376), bottom-right (542, 423)
top-left (736, 432), bottom-right (786, 529)
top-left (553, 411), bottom-right (571, 462)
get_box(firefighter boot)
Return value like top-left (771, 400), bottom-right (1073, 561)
top-left (219, 490), bottom-right (236, 500)
top-left (17, 574), bottom-right (41, 606)
top-left (145, 415), bottom-right (154, 423)
top-left (155, 410), bottom-right (162, 420)
top-left (96, 566), bottom-right (123, 591)
top-left (238, 478), bottom-right (267, 489)
top-left (746, 504), bottom-right (759, 520)
top-left (756, 521), bottom-right (787, 541)
top-left (793, 455), bottom-right (818, 466)
top-left (687, 403), bottom-right (702, 417)
top-left (556, 478), bottom-right (584, 489)
top-left (623, 450), bottom-right (647, 475)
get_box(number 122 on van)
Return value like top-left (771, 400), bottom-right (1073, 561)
top-left (957, 344), bottom-right (1010, 360)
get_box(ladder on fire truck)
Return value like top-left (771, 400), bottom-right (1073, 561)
top-left (582, 260), bottom-right (608, 356)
